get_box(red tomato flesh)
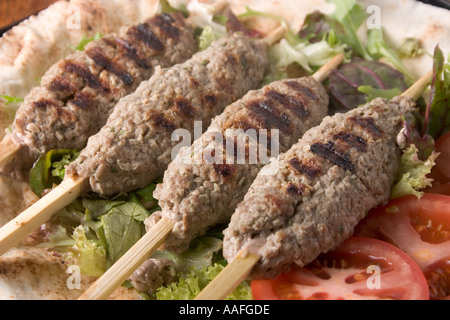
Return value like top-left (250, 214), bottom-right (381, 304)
top-left (433, 132), bottom-right (450, 181)
top-left (251, 237), bottom-right (429, 300)
top-left (355, 194), bottom-right (450, 299)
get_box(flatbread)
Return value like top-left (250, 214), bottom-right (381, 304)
top-left (0, 247), bottom-right (142, 300)
top-left (0, 0), bottom-right (448, 300)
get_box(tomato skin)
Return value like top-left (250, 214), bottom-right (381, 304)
top-left (354, 194), bottom-right (450, 299)
top-left (433, 132), bottom-right (450, 180)
top-left (426, 132), bottom-right (450, 197)
top-left (251, 237), bottom-right (429, 300)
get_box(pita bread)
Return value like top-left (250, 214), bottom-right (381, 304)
top-left (0, 247), bottom-right (142, 300)
top-left (0, 0), bottom-right (448, 300)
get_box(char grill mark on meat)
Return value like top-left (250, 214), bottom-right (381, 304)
top-left (265, 90), bottom-right (310, 118)
top-left (285, 80), bottom-right (318, 100)
top-left (286, 183), bottom-right (306, 196)
top-left (128, 23), bottom-right (165, 51)
top-left (66, 33), bottom-right (270, 196)
top-left (151, 13), bottom-right (181, 39)
top-left (151, 113), bottom-right (178, 132)
top-left (213, 163), bottom-right (237, 179)
top-left (145, 77), bottom-right (328, 255)
top-left (246, 100), bottom-right (293, 134)
top-left (222, 96), bottom-right (417, 280)
top-left (310, 141), bottom-right (355, 172)
top-left (288, 157), bottom-right (321, 179)
top-left (174, 97), bottom-right (195, 117)
top-left (334, 132), bottom-right (367, 152)
top-left (4, 13), bottom-right (196, 180)
top-left (85, 46), bottom-right (134, 85)
top-left (349, 116), bottom-right (383, 138)
top-left (63, 61), bottom-right (101, 89)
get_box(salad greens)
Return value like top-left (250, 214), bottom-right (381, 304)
top-left (29, 149), bottom-right (80, 197)
top-left (149, 235), bottom-right (251, 300)
top-left (40, 183), bottom-right (159, 276)
top-left (391, 144), bottom-right (439, 199)
top-left (326, 0), bottom-right (371, 60)
top-left (0, 95), bottom-right (24, 104)
top-left (423, 46), bottom-right (450, 140)
top-left (328, 59), bottom-right (408, 111)
top-left (155, 263), bottom-right (252, 300)
top-left (72, 33), bottom-right (103, 51)
top-left (367, 28), bottom-right (416, 84)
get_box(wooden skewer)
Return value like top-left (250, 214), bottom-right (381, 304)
top-left (194, 70), bottom-right (434, 300)
top-left (0, 176), bottom-right (85, 255)
top-left (0, 136), bottom-right (20, 168)
top-left (402, 70), bottom-right (433, 100)
top-left (77, 52), bottom-right (344, 300)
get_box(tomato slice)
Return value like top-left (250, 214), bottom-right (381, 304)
top-left (354, 194), bottom-right (450, 299)
top-left (425, 132), bottom-right (450, 197)
top-left (433, 132), bottom-right (450, 181)
top-left (251, 237), bottom-right (429, 300)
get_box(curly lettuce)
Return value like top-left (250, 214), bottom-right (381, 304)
top-left (391, 144), bottom-right (439, 199)
top-left (155, 263), bottom-right (252, 300)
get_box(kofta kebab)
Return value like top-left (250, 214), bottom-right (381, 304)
top-left (78, 54), bottom-right (344, 300)
top-left (0, 16), bottom-right (287, 256)
top-left (0, 0), bottom-right (229, 176)
top-left (195, 71), bottom-right (433, 300)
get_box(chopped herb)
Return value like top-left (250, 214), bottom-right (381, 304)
top-left (0, 95), bottom-right (24, 104)
top-left (72, 33), bottom-right (103, 51)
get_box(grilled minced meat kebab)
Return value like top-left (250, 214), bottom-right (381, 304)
top-left (148, 77), bottom-right (328, 252)
top-left (65, 33), bottom-right (270, 196)
top-left (131, 77), bottom-right (329, 293)
top-left (222, 96), bottom-right (416, 279)
top-left (2, 13), bottom-right (195, 179)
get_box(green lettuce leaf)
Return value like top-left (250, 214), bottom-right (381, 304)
top-left (38, 224), bottom-right (107, 277)
top-left (326, 0), bottom-right (371, 60)
top-left (328, 58), bottom-right (408, 112)
top-left (29, 149), bottom-right (80, 197)
top-left (151, 236), bottom-right (223, 274)
top-left (155, 263), bottom-right (252, 300)
top-left (157, 0), bottom-right (189, 17)
top-left (198, 25), bottom-right (224, 51)
top-left (396, 38), bottom-right (424, 60)
top-left (66, 226), bottom-right (107, 277)
top-left (367, 28), bottom-right (416, 84)
top-left (0, 95), bottom-right (24, 104)
top-left (423, 45), bottom-right (450, 140)
top-left (390, 144), bottom-right (439, 199)
top-left (72, 33), bottom-right (102, 51)
top-left (82, 199), bottom-right (150, 267)
top-left (357, 86), bottom-right (403, 101)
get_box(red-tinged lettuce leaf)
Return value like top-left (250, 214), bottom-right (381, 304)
top-left (225, 9), bottom-right (261, 38)
top-left (328, 58), bottom-right (409, 112)
top-left (398, 113), bottom-right (435, 161)
top-left (298, 0), bottom-right (371, 60)
top-left (423, 45), bottom-right (450, 140)
top-left (298, 11), bottom-right (337, 43)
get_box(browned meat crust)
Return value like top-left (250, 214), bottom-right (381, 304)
top-left (148, 77), bottom-right (329, 253)
top-left (66, 33), bottom-right (270, 195)
top-left (223, 96), bottom-right (416, 279)
top-left (3, 13), bottom-right (196, 179)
